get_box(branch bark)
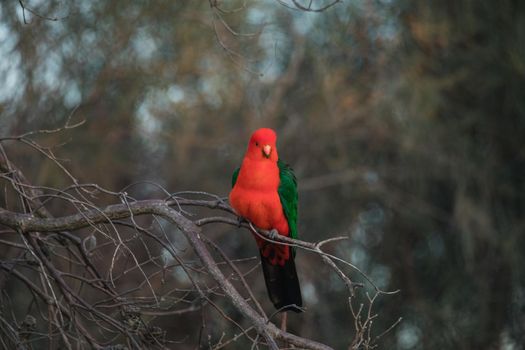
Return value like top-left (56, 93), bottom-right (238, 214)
top-left (0, 200), bottom-right (333, 350)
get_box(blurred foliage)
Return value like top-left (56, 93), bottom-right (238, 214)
top-left (1, 0), bottom-right (524, 349)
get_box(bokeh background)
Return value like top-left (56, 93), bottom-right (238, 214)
top-left (1, 0), bottom-right (524, 349)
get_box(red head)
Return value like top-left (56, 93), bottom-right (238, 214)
top-left (246, 128), bottom-right (278, 161)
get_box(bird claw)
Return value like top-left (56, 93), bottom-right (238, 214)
top-left (269, 229), bottom-right (279, 240)
top-left (236, 216), bottom-right (244, 228)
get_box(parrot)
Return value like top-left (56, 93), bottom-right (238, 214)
top-left (229, 128), bottom-right (303, 318)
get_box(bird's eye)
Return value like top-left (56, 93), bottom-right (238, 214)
top-left (255, 142), bottom-right (259, 146)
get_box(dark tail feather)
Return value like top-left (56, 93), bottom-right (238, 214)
top-left (260, 253), bottom-right (303, 313)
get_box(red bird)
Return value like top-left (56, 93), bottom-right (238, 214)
top-left (229, 128), bottom-right (302, 314)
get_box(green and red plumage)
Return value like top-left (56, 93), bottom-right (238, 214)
top-left (229, 128), bottom-right (302, 313)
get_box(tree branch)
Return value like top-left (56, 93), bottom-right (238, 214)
top-left (0, 200), bottom-right (333, 350)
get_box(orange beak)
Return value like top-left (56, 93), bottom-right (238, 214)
top-left (262, 144), bottom-right (272, 158)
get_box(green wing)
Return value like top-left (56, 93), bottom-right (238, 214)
top-left (232, 167), bottom-right (240, 188)
top-left (277, 159), bottom-right (298, 241)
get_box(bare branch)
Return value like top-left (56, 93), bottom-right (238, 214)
top-left (0, 131), bottom-right (399, 349)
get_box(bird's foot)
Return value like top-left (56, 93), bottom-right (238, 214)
top-left (269, 229), bottom-right (279, 240)
top-left (236, 216), bottom-right (245, 228)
